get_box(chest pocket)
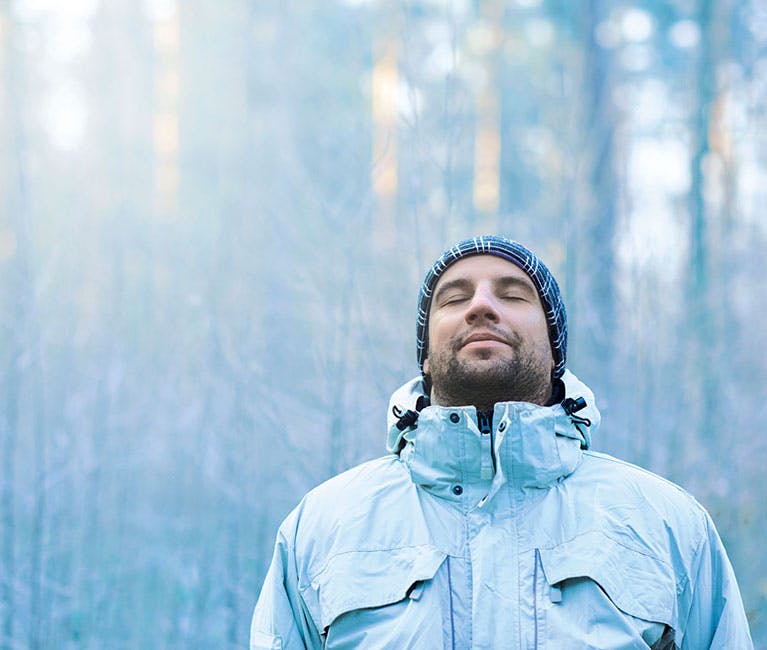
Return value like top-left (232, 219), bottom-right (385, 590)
top-left (300, 545), bottom-right (446, 648)
top-left (538, 531), bottom-right (679, 648)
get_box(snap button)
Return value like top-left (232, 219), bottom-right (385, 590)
top-left (452, 485), bottom-right (463, 495)
top-left (449, 413), bottom-right (460, 423)
top-left (498, 421), bottom-right (507, 432)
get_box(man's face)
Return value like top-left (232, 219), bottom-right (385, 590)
top-left (423, 255), bottom-right (554, 408)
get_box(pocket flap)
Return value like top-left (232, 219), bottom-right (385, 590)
top-left (538, 531), bottom-right (676, 626)
top-left (301, 545), bottom-right (446, 630)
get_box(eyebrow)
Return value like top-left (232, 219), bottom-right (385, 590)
top-left (495, 276), bottom-right (537, 296)
top-left (432, 275), bottom-right (537, 305)
top-left (432, 279), bottom-right (473, 306)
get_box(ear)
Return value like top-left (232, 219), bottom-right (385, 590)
top-left (423, 358), bottom-right (431, 376)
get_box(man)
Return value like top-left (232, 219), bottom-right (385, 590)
top-left (250, 236), bottom-right (752, 649)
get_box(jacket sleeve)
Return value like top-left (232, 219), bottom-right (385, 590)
top-left (250, 514), bottom-right (322, 650)
top-left (680, 510), bottom-right (753, 649)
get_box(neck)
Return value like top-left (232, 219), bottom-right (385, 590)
top-left (431, 379), bottom-right (552, 410)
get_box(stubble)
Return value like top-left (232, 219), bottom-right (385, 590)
top-left (428, 333), bottom-right (552, 409)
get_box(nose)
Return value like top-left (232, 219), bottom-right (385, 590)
top-left (465, 284), bottom-right (500, 324)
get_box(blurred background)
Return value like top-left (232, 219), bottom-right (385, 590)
top-left (1, 0), bottom-right (765, 647)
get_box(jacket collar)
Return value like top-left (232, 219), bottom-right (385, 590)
top-left (386, 370), bottom-right (601, 506)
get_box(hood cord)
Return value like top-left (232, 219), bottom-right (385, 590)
top-left (392, 406), bottom-right (419, 431)
top-left (562, 396), bottom-right (591, 443)
top-left (392, 395), bottom-right (430, 431)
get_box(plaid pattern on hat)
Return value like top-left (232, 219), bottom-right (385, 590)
top-left (416, 235), bottom-right (567, 378)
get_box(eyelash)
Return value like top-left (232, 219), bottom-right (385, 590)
top-left (442, 294), bottom-right (525, 306)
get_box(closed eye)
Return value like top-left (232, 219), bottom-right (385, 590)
top-left (441, 295), bottom-right (469, 306)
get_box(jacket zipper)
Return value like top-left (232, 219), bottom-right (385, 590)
top-left (534, 549), bottom-right (540, 650)
top-left (477, 410), bottom-right (496, 475)
top-left (477, 410), bottom-right (492, 435)
top-left (446, 555), bottom-right (456, 650)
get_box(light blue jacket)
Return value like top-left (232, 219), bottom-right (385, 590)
top-left (250, 371), bottom-right (752, 649)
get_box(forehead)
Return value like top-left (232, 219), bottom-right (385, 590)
top-left (433, 254), bottom-right (533, 290)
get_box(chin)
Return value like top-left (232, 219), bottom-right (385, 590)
top-left (456, 360), bottom-right (513, 381)
top-left (462, 351), bottom-right (513, 364)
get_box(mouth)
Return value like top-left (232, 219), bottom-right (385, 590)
top-left (460, 332), bottom-right (510, 348)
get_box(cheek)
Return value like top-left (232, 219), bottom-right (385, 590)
top-left (427, 314), bottom-right (452, 347)
top-left (533, 320), bottom-right (553, 355)
top-left (514, 311), bottom-right (551, 348)
top-left (520, 305), bottom-right (547, 329)
top-left (435, 318), bottom-right (465, 347)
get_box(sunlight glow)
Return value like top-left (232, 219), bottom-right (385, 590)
top-left (372, 40), bottom-right (398, 199)
top-left (630, 138), bottom-right (691, 196)
top-left (473, 91), bottom-right (500, 213)
top-left (47, 19), bottom-right (92, 62)
top-left (618, 136), bottom-right (691, 275)
top-left (43, 83), bottom-right (88, 152)
top-left (15, 0), bottom-right (98, 151)
top-left (143, 0), bottom-right (177, 21)
top-left (621, 8), bottom-right (654, 42)
top-left (14, 0), bottom-right (98, 21)
top-left (669, 20), bottom-right (701, 49)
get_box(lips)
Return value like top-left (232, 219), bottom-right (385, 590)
top-left (460, 332), bottom-right (510, 348)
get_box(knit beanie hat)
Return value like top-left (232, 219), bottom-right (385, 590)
top-left (416, 235), bottom-right (567, 379)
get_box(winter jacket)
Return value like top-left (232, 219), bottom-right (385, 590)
top-left (250, 371), bottom-right (753, 649)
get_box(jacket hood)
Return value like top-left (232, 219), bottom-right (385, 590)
top-left (386, 369), bottom-right (600, 454)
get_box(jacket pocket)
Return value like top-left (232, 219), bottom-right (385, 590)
top-left (538, 531), bottom-right (678, 647)
top-left (300, 545), bottom-right (446, 643)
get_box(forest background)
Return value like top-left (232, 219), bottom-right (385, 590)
top-left (1, 0), bottom-right (765, 648)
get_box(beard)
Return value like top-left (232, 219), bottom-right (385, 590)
top-left (427, 332), bottom-right (553, 409)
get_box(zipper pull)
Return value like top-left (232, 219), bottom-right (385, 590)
top-left (477, 410), bottom-right (495, 479)
top-left (477, 410), bottom-right (492, 435)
